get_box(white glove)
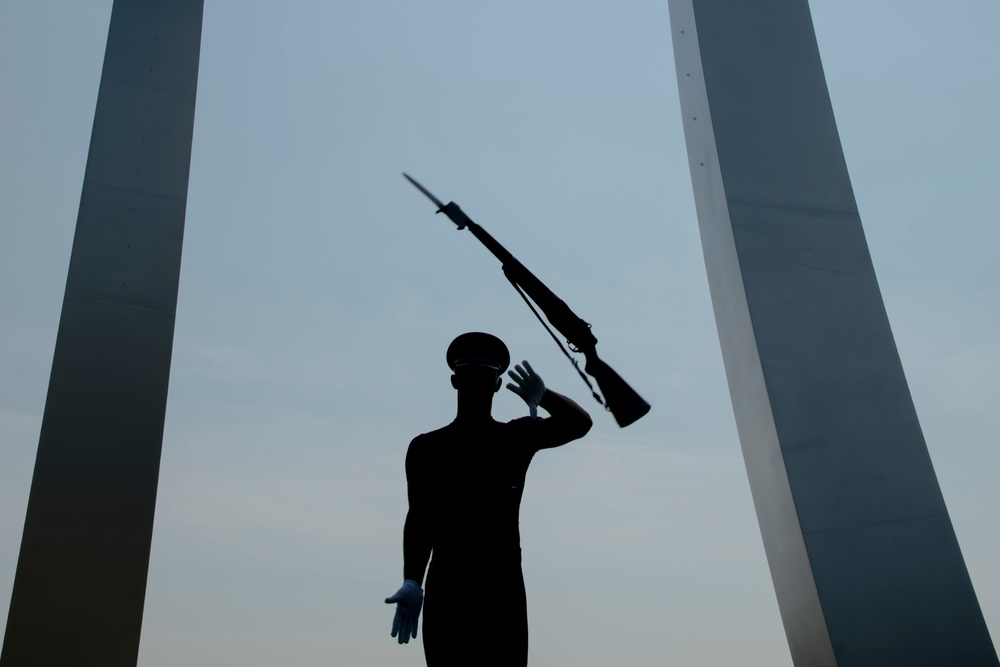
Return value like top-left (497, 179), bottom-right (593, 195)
top-left (384, 579), bottom-right (423, 644)
top-left (506, 360), bottom-right (545, 419)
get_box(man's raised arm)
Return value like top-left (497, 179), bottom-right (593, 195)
top-left (507, 360), bottom-right (593, 447)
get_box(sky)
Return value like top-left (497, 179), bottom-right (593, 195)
top-left (1, 1), bottom-right (998, 665)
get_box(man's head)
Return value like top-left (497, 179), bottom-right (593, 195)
top-left (447, 332), bottom-right (510, 394)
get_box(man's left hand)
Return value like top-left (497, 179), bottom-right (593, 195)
top-left (385, 580), bottom-right (423, 644)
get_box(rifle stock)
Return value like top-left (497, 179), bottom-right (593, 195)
top-left (582, 349), bottom-right (651, 428)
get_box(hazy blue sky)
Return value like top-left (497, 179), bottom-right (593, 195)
top-left (2, 2), bottom-right (998, 665)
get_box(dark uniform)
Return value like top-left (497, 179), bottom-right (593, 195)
top-left (404, 397), bottom-right (591, 666)
top-left (389, 332), bottom-right (591, 666)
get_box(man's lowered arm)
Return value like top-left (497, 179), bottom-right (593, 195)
top-left (402, 441), bottom-right (433, 585)
top-left (384, 439), bottom-right (432, 645)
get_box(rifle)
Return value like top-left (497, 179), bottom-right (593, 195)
top-left (404, 173), bottom-right (650, 427)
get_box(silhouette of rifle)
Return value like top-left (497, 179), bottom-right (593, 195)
top-left (404, 173), bottom-right (650, 427)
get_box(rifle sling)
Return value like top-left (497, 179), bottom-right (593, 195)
top-left (504, 268), bottom-right (607, 409)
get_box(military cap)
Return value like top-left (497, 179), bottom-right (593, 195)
top-left (446, 332), bottom-right (510, 373)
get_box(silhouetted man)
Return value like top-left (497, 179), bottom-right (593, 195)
top-left (385, 332), bottom-right (592, 666)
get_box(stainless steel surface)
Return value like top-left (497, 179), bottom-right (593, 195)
top-left (668, 0), bottom-right (998, 664)
top-left (1, 1), bottom-right (204, 665)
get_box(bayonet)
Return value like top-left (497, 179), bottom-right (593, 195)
top-left (402, 172), bottom-right (472, 230)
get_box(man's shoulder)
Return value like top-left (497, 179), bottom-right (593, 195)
top-left (502, 416), bottom-right (536, 429)
top-left (408, 423), bottom-right (455, 449)
top-left (407, 427), bottom-right (445, 472)
top-left (500, 416), bottom-right (551, 444)
top-left (503, 415), bottom-right (555, 429)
